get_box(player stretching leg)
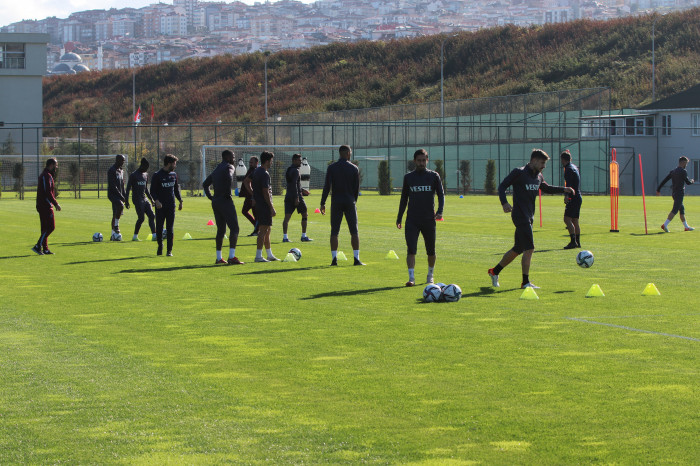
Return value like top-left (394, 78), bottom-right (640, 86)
top-left (252, 151), bottom-right (278, 262)
top-left (203, 150), bottom-right (244, 265)
top-left (396, 149), bottom-right (444, 286)
top-left (125, 157), bottom-right (157, 241)
top-left (560, 150), bottom-right (583, 249)
top-left (320, 145), bottom-right (363, 266)
top-left (150, 154), bottom-right (183, 256)
top-left (107, 154), bottom-right (127, 240)
top-left (488, 149), bottom-right (574, 289)
top-left (657, 156), bottom-right (695, 232)
top-left (33, 158), bottom-right (61, 255)
top-left (282, 153), bottom-right (312, 243)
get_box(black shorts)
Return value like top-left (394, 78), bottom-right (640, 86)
top-left (512, 223), bottom-right (535, 254)
top-left (671, 194), bottom-right (685, 215)
top-left (564, 197), bottom-right (582, 219)
top-left (135, 199), bottom-right (155, 220)
top-left (212, 198), bottom-right (239, 234)
top-left (284, 197), bottom-right (308, 215)
top-left (111, 199), bottom-right (124, 218)
top-left (330, 201), bottom-right (358, 236)
top-left (405, 218), bottom-right (436, 256)
top-left (255, 203), bottom-right (273, 226)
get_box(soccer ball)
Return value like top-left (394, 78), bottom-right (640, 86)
top-left (110, 232), bottom-right (122, 242)
top-left (423, 284), bottom-right (442, 303)
top-left (289, 248), bottom-right (302, 261)
top-left (92, 232), bottom-right (103, 242)
top-left (576, 250), bottom-right (594, 268)
top-left (441, 284), bottom-right (462, 302)
top-left (436, 282), bottom-right (447, 289)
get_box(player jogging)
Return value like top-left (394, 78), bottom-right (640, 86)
top-left (282, 153), bottom-right (312, 243)
top-left (125, 157), bottom-right (157, 241)
top-left (203, 150), bottom-right (244, 265)
top-left (396, 149), bottom-right (445, 287)
top-left (320, 145), bottom-right (363, 266)
top-left (252, 151), bottom-right (278, 262)
top-left (107, 154), bottom-right (127, 240)
top-left (488, 149), bottom-right (574, 289)
top-left (657, 156), bottom-right (695, 232)
top-left (32, 158), bottom-right (61, 255)
top-left (150, 154), bottom-right (183, 256)
top-left (561, 150), bottom-right (583, 249)
top-left (239, 156), bottom-right (259, 236)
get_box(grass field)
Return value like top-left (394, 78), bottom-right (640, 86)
top-left (1, 192), bottom-right (698, 463)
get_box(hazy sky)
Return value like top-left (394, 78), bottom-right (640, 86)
top-left (4, 0), bottom-right (314, 27)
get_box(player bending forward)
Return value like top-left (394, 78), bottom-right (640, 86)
top-left (488, 149), bottom-right (574, 289)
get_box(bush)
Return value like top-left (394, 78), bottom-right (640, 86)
top-left (67, 161), bottom-right (81, 198)
top-left (485, 159), bottom-right (497, 195)
top-left (459, 160), bottom-right (472, 194)
top-left (433, 159), bottom-right (446, 190)
top-left (12, 162), bottom-right (24, 200)
top-left (377, 160), bottom-right (392, 195)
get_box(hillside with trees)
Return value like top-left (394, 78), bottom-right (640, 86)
top-left (43, 9), bottom-right (700, 124)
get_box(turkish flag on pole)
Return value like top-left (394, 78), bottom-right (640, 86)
top-left (150, 101), bottom-right (154, 122)
top-left (134, 106), bottom-right (142, 124)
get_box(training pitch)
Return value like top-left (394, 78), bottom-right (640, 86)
top-left (1, 193), bottom-right (698, 463)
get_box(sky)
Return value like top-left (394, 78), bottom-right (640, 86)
top-left (4, 0), bottom-right (314, 27)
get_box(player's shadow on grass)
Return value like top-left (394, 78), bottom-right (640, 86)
top-left (552, 290), bottom-right (575, 294)
top-left (0, 255), bottom-right (32, 260)
top-left (118, 264), bottom-right (217, 273)
top-left (461, 286), bottom-right (520, 298)
top-left (301, 286), bottom-right (403, 300)
top-left (491, 248), bottom-right (556, 256)
top-left (67, 256), bottom-right (144, 265)
top-left (52, 241), bottom-right (95, 247)
top-left (629, 232), bottom-right (665, 236)
top-left (236, 266), bottom-right (328, 276)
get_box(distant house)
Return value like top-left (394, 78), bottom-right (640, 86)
top-left (580, 84), bottom-right (700, 195)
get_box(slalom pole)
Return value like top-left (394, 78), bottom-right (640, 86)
top-left (639, 153), bottom-right (648, 235)
top-left (610, 148), bottom-right (619, 232)
top-left (538, 189), bottom-right (542, 227)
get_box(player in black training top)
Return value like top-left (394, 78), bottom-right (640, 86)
top-left (252, 151), bottom-right (279, 262)
top-left (488, 149), bottom-right (574, 289)
top-left (560, 150), bottom-right (583, 249)
top-left (320, 145), bottom-right (363, 266)
top-left (282, 153), bottom-right (312, 243)
top-left (125, 157), bottom-right (156, 241)
top-left (239, 156), bottom-right (259, 236)
top-left (657, 156), bottom-right (695, 232)
top-left (107, 154), bottom-right (127, 240)
top-left (203, 150), bottom-right (244, 265)
top-left (396, 149), bottom-right (445, 287)
top-left (150, 154), bottom-right (183, 256)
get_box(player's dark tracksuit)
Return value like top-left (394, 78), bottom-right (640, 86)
top-left (499, 165), bottom-right (567, 253)
top-left (36, 168), bottom-right (59, 251)
top-left (563, 162), bottom-right (582, 219)
top-left (657, 166), bottom-right (693, 215)
top-left (285, 165), bottom-right (307, 215)
top-left (107, 164), bottom-right (126, 224)
top-left (238, 167), bottom-right (257, 228)
top-left (125, 169), bottom-right (155, 235)
top-left (150, 169), bottom-right (182, 252)
top-left (320, 158), bottom-right (360, 236)
top-left (252, 166), bottom-right (273, 226)
top-left (396, 169), bottom-right (444, 255)
top-left (203, 161), bottom-right (239, 250)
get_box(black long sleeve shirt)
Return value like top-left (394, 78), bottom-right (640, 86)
top-left (657, 166), bottom-right (693, 196)
top-left (396, 169), bottom-right (444, 223)
top-left (499, 164), bottom-right (566, 226)
top-left (107, 164), bottom-right (126, 203)
top-left (320, 158), bottom-right (359, 205)
top-left (150, 169), bottom-right (182, 208)
top-left (202, 161), bottom-right (235, 201)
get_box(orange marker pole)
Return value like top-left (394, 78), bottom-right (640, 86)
top-left (639, 153), bottom-right (648, 235)
top-left (610, 148), bottom-right (619, 232)
top-left (538, 189), bottom-right (542, 227)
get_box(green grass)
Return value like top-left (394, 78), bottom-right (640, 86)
top-left (1, 192), bottom-right (699, 463)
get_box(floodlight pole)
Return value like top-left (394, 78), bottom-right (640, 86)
top-left (652, 17), bottom-right (658, 102)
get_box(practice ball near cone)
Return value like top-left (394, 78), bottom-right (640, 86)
top-left (283, 252), bottom-right (297, 262)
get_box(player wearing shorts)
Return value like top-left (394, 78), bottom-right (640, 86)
top-left (396, 149), bottom-right (444, 286)
top-left (203, 150), bottom-right (244, 265)
top-left (125, 157), bottom-right (157, 241)
top-left (252, 151), bottom-right (278, 262)
top-left (320, 145), bottom-right (363, 266)
top-left (107, 154), bottom-right (127, 240)
top-left (282, 153), bottom-right (312, 243)
top-left (657, 156), bottom-right (695, 232)
top-left (561, 150), bottom-right (583, 249)
top-left (32, 158), bottom-right (61, 255)
top-left (150, 154), bottom-right (183, 256)
top-left (239, 156), bottom-right (259, 236)
top-left (488, 149), bottom-right (574, 289)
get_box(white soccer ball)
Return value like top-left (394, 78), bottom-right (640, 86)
top-left (110, 232), bottom-right (122, 242)
top-left (289, 248), bottom-right (302, 261)
top-left (92, 232), bottom-right (103, 242)
top-left (436, 282), bottom-right (447, 289)
top-left (576, 250), bottom-right (594, 268)
top-left (441, 284), bottom-right (462, 302)
top-left (423, 284), bottom-right (442, 303)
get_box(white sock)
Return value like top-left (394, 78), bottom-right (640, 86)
top-left (256, 249), bottom-right (263, 259)
top-left (353, 249), bottom-right (360, 260)
top-left (283, 233), bottom-right (288, 240)
top-left (133, 234), bottom-right (138, 240)
top-left (332, 250), bottom-right (337, 259)
top-left (301, 232), bottom-right (307, 238)
top-left (683, 220), bottom-right (690, 228)
top-left (216, 250), bottom-right (222, 261)
top-left (664, 219), bottom-right (671, 228)
top-left (115, 219), bottom-right (119, 227)
top-left (408, 268), bottom-right (415, 281)
top-left (428, 266), bottom-right (435, 276)
top-left (229, 248), bottom-right (235, 259)
top-left (266, 248), bottom-right (273, 258)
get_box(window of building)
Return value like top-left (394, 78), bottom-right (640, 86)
top-left (692, 114), bottom-right (700, 136)
top-left (624, 116), bottom-right (655, 136)
top-left (661, 115), bottom-right (672, 136)
top-left (0, 43), bottom-right (26, 69)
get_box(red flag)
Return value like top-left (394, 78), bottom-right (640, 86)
top-left (134, 106), bottom-right (142, 124)
top-left (150, 102), bottom-right (154, 122)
